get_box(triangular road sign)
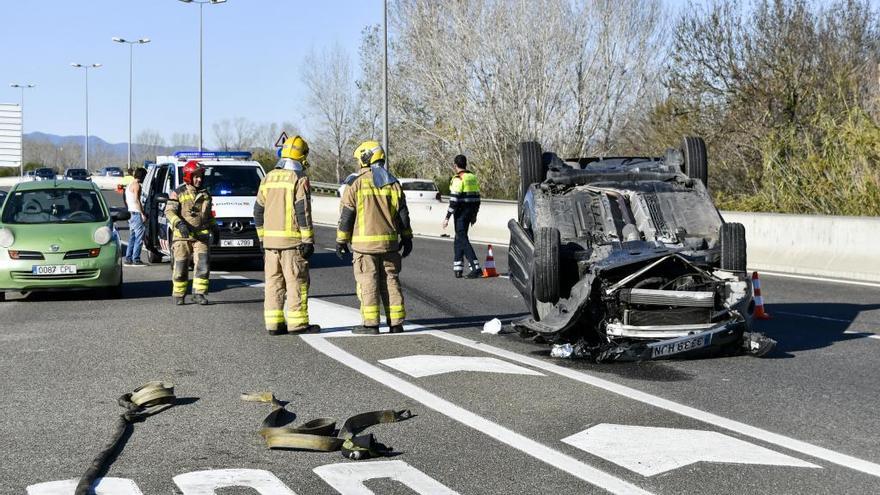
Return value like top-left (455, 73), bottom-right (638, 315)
top-left (274, 131), bottom-right (289, 148)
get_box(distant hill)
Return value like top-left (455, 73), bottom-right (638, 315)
top-left (24, 132), bottom-right (193, 156)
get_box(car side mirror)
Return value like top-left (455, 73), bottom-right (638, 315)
top-left (110, 208), bottom-right (131, 222)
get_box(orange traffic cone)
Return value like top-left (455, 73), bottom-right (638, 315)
top-left (482, 244), bottom-right (499, 278)
top-left (752, 271), bottom-right (771, 320)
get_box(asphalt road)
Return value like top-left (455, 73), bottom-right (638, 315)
top-left (2, 191), bottom-right (879, 494)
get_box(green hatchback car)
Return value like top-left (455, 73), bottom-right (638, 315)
top-left (0, 180), bottom-right (130, 301)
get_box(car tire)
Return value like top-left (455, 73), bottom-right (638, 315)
top-left (681, 136), bottom-right (708, 188)
top-left (720, 222), bottom-right (747, 272)
top-left (519, 141), bottom-right (545, 220)
top-left (533, 227), bottom-right (560, 304)
top-left (0, 291), bottom-right (5, 302)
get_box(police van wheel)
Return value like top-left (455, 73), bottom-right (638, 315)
top-left (145, 246), bottom-right (162, 264)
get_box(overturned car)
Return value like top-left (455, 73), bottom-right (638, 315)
top-left (508, 137), bottom-right (775, 361)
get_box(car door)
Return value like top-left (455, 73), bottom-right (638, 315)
top-left (143, 164), bottom-right (170, 255)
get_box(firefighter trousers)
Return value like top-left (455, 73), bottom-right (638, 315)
top-left (353, 251), bottom-right (405, 327)
top-left (263, 248), bottom-right (310, 331)
top-left (172, 240), bottom-right (210, 296)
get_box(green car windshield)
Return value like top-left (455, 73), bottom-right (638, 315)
top-left (1, 188), bottom-right (107, 224)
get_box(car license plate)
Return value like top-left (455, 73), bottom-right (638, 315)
top-left (220, 239), bottom-right (254, 248)
top-left (32, 264), bottom-right (77, 275)
top-left (651, 333), bottom-right (712, 358)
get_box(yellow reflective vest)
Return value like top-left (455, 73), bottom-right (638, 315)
top-left (253, 168), bottom-right (313, 249)
top-left (337, 167), bottom-right (412, 254)
top-left (446, 170), bottom-right (481, 218)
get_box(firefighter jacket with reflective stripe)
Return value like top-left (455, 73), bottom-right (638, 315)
top-left (165, 184), bottom-right (215, 240)
top-left (253, 168), bottom-right (314, 249)
top-left (337, 167), bottom-right (412, 254)
top-left (447, 170), bottom-right (481, 218)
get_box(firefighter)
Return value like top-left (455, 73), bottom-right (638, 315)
top-left (441, 154), bottom-right (482, 278)
top-left (336, 141), bottom-right (413, 335)
top-left (253, 135), bottom-right (319, 335)
top-left (165, 160), bottom-right (215, 305)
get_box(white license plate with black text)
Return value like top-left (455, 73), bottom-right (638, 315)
top-left (651, 333), bottom-right (712, 358)
top-left (31, 265), bottom-right (77, 275)
top-left (220, 239), bottom-right (254, 248)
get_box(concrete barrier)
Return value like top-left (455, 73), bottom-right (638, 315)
top-left (312, 196), bottom-right (880, 282)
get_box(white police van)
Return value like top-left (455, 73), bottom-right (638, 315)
top-left (140, 151), bottom-right (266, 263)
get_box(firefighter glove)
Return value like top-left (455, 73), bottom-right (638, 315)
top-left (336, 242), bottom-right (351, 259)
top-left (176, 221), bottom-right (191, 239)
top-left (300, 243), bottom-right (314, 259)
top-left (400, 237), bottom-right (413, 258)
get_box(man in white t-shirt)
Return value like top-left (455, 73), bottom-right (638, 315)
top-left (124, 168), bottom-right (148, 266)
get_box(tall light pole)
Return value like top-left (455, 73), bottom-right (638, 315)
top-left (179, 0), bottom-right (227, 151)
top-left (9, 83), bottom-right (35, 177)
top-left (383, 0), bottom-right (389, 161)
top-left (70, 63), bottom-right (101, 171)
top-left (112, 37), bottom-right (151, 169)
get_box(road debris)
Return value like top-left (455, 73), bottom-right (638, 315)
top-left (242, 391), bottom-right (414, 460)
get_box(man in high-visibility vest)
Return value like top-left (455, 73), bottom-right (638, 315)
top-left (253, 135), bottom-right (319, 335)
top-left (165, 160), bottom-right (214, 305)
top-left (441, 154), bottom-right (481, 278)
top-left (336, 140), bottom-right (413, 335)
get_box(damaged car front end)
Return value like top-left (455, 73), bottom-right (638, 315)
top-left (508, 138), bottom-right (775, 361)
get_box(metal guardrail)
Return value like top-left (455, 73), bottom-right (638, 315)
top-left (311, 181), bottom-right (339, 196)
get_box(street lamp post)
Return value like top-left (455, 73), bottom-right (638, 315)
top-left (70, 63), bottom-right (102, 172)
top-left (112, 37), bottom-right (151, 170)
top-left (9, 83), bottom-right (35, 177)
top-left (178, 0), bottom-right (227, 152)
top-left (383, 0), bottom-right (389, 161)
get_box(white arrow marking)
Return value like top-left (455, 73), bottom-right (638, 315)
top-left (27, 478), bottom-right (143, 495)
top-left (562, 424), bottom-right (821, 476)
top-left (173, 469), bottom-right (297, 495)
top-left (379, 355), bottom-right (543, 378)
top-left (314, 460), bottom-right (461, 495)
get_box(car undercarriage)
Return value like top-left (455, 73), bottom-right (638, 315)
top-left (507, 138), bottom-right (776, 361)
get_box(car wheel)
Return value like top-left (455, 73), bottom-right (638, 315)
top-left (681, 136), bottom-right (708, 188)
top-left (533, 227), bottom-right (560, 304)
top-left (720, 222), bottom-right (747, 272)
top-left (0, 291), bottom-right (5, 302)
top-left (519, 141), bottom-right (545, 219)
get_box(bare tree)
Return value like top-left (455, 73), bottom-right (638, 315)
top-left (303, 42), bottom-right (356, 183)
top-left (134, 129), bottom-right (167, 166)
top-left (169, 132), bottom-right (199, 149)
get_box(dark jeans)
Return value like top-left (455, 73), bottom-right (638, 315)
top-left (453, 212), bottom-right (479, 272)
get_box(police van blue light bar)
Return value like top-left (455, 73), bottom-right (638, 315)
top-left (173, 151), bottom-right (253, 160)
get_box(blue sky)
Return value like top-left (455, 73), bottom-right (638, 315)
top-left (1, 0), bottom-right (383, 146)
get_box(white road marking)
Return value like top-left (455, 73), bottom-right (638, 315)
top-left (213, 270), bottom-right (230, 275)
top-left (306, 296), bottom-right (880, 478)
top-left (427, 331), bottom-right (880, 478)
top-left (218, 274), bottom-right (265, 288)
top-left (220, 275), bottom-right (248, 279)
top-left (301, 334), bottom-right (653, 495)
top-left (562, 424), bottom-right (819, 476)
top-left (757, 270), bottom-right (880, 289)
top-left (314, 460), bottom-right (461, 495)
top-left (27, 478), bottom-right (143, 495)
top-left (774, 311), bottom-right (880, 340)
top-left (173, 469), bottom-right (297, 495)
top-left (380, 355), bottom-right (544, 378)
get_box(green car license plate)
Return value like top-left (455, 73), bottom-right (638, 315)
top-left (32, 264), bottom-right (78, 275)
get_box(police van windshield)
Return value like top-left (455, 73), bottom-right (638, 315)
top-left (177, 165), bottom-right (262, 196)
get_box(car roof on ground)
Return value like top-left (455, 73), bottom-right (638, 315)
top-left (12, 180), bottom-right (98, 192)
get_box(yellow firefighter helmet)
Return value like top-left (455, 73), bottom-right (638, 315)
top-left (353, 140), bottom-right (385, 167)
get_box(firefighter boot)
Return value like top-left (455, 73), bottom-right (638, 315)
top-left (173, 296), bottom-right (185, 306)
top-left (389, 325), bottom-right (405, 333)
top-left (193, 294), bottom-right (209, 305)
